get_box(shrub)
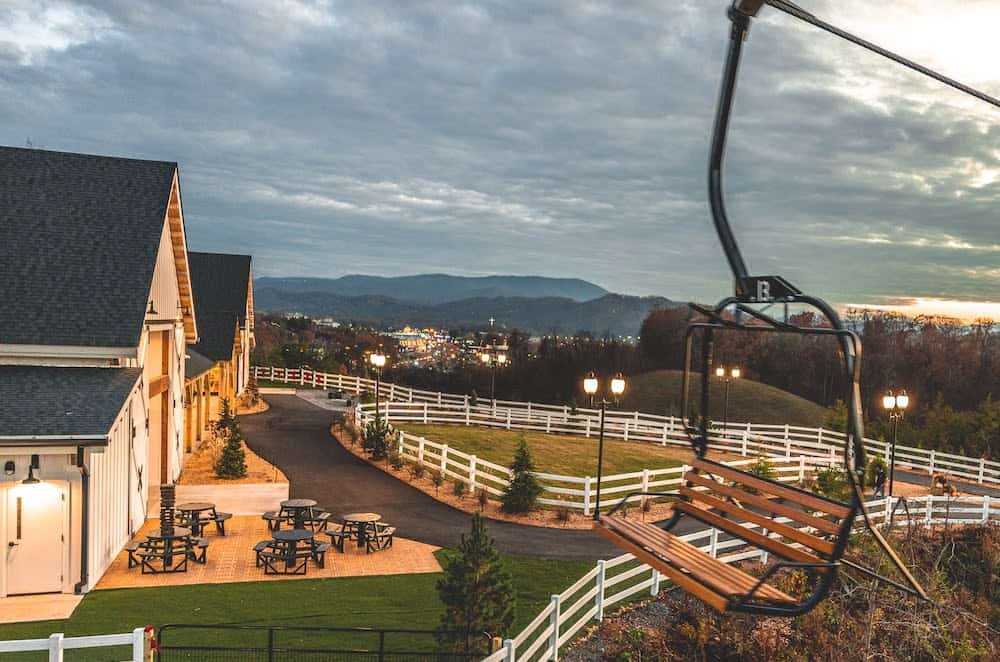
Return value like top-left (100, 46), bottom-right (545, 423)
top-left (815, 466), bottom-right (851, 502)
top-left (362, 416), bottom-right (392, 460)
top-left (453, 478), bottom-right (466, 498)
top-left (409, 463), bottom-right (425, 480)
top-left (436, 514), bottom-right (513, 654)
top-left (865, 456), bottom-right (887, 486)
top-left (360, 390), bottom-right (375, 405)
top-left (431, 471), bottom-right (444, 494)
top-left (214, 411), bottom-right (247, 479)
top-left (469, 389), bottom-right (478, 407)
top-left (389, 453), bottom-right (404, 471)
top-left (477, 489), bottom-right (489, 510)
top-left (748, 455), bottom-right (777, 481)
top-left (241, 377), bottom-right (261, 407)
top-left (501, 437), bottom-right (543, 514)
top-left (554, 502), bottom-right (572, 524)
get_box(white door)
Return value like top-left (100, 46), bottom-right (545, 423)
top-left (5, 483), bottom-right (66, 595)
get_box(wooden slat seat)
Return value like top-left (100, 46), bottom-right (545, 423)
top-left (595, 516), bottom-right (794, 613)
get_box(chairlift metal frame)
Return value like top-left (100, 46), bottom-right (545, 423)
top-left (597, 0), bottom-right (1000, 615)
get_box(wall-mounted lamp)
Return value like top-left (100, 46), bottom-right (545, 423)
top-left (22, 455), bottom-right (41, 485)
top-left (147, 299), bottom-right (158, 316)
top-left (4, 461), bottom-right (14, 476)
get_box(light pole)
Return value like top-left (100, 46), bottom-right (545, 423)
top-left (480, 344), bottom-right (508, 403)
top-left (370, 352), bottom-right (386, 420)
top-left (881, 389), bottom-right (909, 497)
top-left (714, 366), bottom-right (741, 434)
top-left (584, 371), bottom-right (626, 520)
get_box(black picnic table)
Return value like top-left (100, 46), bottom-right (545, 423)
top-left (143, 526), bottom-right (193, 571)
top-left (176, 502), bottom-right (216, 536)
top-left (341, 512), bottom-right (381, 549)
top-left (271, 528), bottom-right (316, 571)
top-left (281, 498), bottom-right (318, 529)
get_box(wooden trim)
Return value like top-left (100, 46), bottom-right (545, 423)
top-left (680, 486), bottom-right (835, 555)
top-left (691, 458), bottom-right (851, 518)
top-left (673, 501), bottom-right (823, 564)
top-left (148, 376), bottom-right (169, 398)
top-left (684, 472), bottom-right (841, 536)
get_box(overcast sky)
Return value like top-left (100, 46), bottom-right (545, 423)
top-left (2, 0), bottom-right (998, 314)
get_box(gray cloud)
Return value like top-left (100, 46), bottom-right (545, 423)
top-left (2, 0), bottom-right (997, 307)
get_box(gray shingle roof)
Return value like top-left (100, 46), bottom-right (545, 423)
top-left (0, 366), bottom-right (141, 442)
top-left (185, 347), bottom-right (216, 380)
top-left (0, 146), bottom-right (178, 348)
top-left (188, 252), bottom-right (251, 361)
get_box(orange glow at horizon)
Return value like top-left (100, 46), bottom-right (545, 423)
top-left (843, 298), bottom-right (1000, 322)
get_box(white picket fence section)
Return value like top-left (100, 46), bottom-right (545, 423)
top-left (357, 403), bottom-right (819, 512)
top-left (0, 628), bottom-right (147, 660)
top-left (481, 494), bottom-right (1000, 662)
top-left (253, 366), bottom-right (1000, 489)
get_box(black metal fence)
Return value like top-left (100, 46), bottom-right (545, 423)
top-left (156, 624), bottom-right (487, 661)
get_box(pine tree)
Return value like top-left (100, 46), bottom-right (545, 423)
top-left (501, 436), bottom-right (543, 513)
top-left (211, 397), bottom-right (238, 446)
top-left (436, 514), bottom-right (514, 653)
top-left (363, 415), bottom-right (392, 460)
top-left (214, 400), bottom-right (247, 479)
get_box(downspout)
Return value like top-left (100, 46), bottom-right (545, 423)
top-left (74, 445), bottom-right (90, 594)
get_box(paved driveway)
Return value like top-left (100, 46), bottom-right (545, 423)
top-left (242, 394), bottom-right (620, 560)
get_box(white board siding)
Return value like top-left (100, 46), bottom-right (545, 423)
top-left (147, 221), bottom-right (182, 323)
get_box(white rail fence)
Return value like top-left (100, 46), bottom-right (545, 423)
top-left (0, 628), bottom-right (148, 661)
top-left (481, 494), bottom-right (1000, 662)
top-left (356, 403), bottom-right (820, 513)
top-left (254, 366), bottom-right (1000, 489)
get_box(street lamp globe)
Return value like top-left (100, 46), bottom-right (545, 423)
top-left (583, 372), bottom-right (599, 395)
top-left (370, 353), bottom-right (386, 368)
top-left (896, 391), bottom-right (909, 410)
top-left (882, 393), bottom-right (896, 411)
top-left (480, 352), bottom-right (491, 364)
top-left (731, 367), bottom-right (741, 379)
top-left (497, 353), bottom-right (508, 365)
top-left (715, 367), bottom-right (725, 378)
top-left (610, 374), bottom-right (626, 396)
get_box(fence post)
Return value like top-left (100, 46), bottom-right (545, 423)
top-left (623, 420), bottom-right (629, 442)
top-left (983, 495), bottom-right (991, 523)
top-left (817, 426), bottom-right (824, 446)
top-left (546, 415), bottom-right (551, 433)
top-left (785, 439), bottom-right (791, 459)
top-left (799, 455), bottom-right (806, 482)
top-left (594, 560), bottom-right (606, 621)
top-left (926, 498), bottom-right (932, 524)
top-left (132, 627), bottom-right (146, 662)
top-left (784, 424), bottom-right (789, 442)
top-left (710, 528), bottom-right (718, 557)
top-left (466, 401), bottom-right (471, 426)
top-left (441, 444), bottom-right (448, 475)
top-left (507, 410), bottom-right (512, 430)
top-left (640, 469), bottom-right (650, 508)
top-left (650, 568), bottom-right (661, 595)
top-left (585, 418), bottom-right (591, 438)
top-left (389, 383), bottom-right (395, 401)
top-left (830, 445), bottom-right (837, 465)
top-left (528, 402), bottom-right (532, 418)
top-left (979, 458), bottom-right (985, 484)
top-left (418, 438), bottom-right (425, 464)
top-left (583, 476), bottom-right (592, 516)
top-left (504, 639), bottom-right (516, 662)
top-left (929, 450), bottom-right (936, 475)
top-left (661, 424), bottom-right (668, 446)
top-left (397, 433), bottom-right (404, 456)
top-left (742, 429), bottom-right (748, 456)
top-left (48, 633), bottom-right (63, 662)
top-left (469, 455), bottom-right (478, 494)
top-left (549, 594), bottom-right (560, 661)
top-left (423, 403), bottom-right (429, 424)
top-left (441, 392), bottom-right (445, 405)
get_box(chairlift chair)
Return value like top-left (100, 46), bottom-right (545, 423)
top-left (594, 0), bottom-right (1000, 615)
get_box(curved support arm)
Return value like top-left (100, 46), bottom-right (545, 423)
top-left (708, 5), bottom-right (753, 287)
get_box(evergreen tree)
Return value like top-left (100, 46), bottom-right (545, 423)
top-left (501, 436), bottom-right (543, 513)
top-left (436, 514), bottom-right (514, 653)
top-left (214, 410), bottom-right (247, 478)
top-left (363, 415), bottom-right (392, 460)
top-left (211, 397), bottom-right (238, 445)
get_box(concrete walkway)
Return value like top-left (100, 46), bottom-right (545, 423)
top-left (241, 395), bottom-right (620, 560)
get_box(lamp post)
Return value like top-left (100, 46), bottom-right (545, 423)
top-left (881, 389), bottom-right (909, 497)
top-left (714, 366), bottom-right (741, 434)
top-left (370, 352), bottom-right (386, 420)
top-left (584, 371), bottom-right (626, 520)
top-left (480, 344), bottom-right (508, 403)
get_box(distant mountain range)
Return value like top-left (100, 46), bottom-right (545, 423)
top-left (255, 274), bottom-right (608, 304)
top-left (254, 274), bottom-right (676, 335)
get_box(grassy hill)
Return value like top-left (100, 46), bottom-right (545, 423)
top-left (620, 370), bottom-right (827, 428)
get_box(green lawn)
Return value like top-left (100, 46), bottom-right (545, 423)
top-left (0, 552), bottom-right (591, 659)
top-left (621, 369), bottom-right (827, 427)
top-left (396, 424), bottom-right (695, 477)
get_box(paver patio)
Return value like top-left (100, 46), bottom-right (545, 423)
top-left (96, 516), bottom-right (442, 590)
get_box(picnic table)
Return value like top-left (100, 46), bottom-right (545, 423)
top-left (176, 502), bottom-right (214, 536)
top-left (257, 528), bottom-right (330, 574)
top-left (281, 499), bottom-right (318, 529)
top-left (137, 527), bottom-right (193, 573)
top-left (341, 512), bottom-right (381, 549)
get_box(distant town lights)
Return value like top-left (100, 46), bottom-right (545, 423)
top-left (481, 353), bottom-right (491, 364)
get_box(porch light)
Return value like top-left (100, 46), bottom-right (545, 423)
top-left (22, 455), bottom-right (41, 485)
